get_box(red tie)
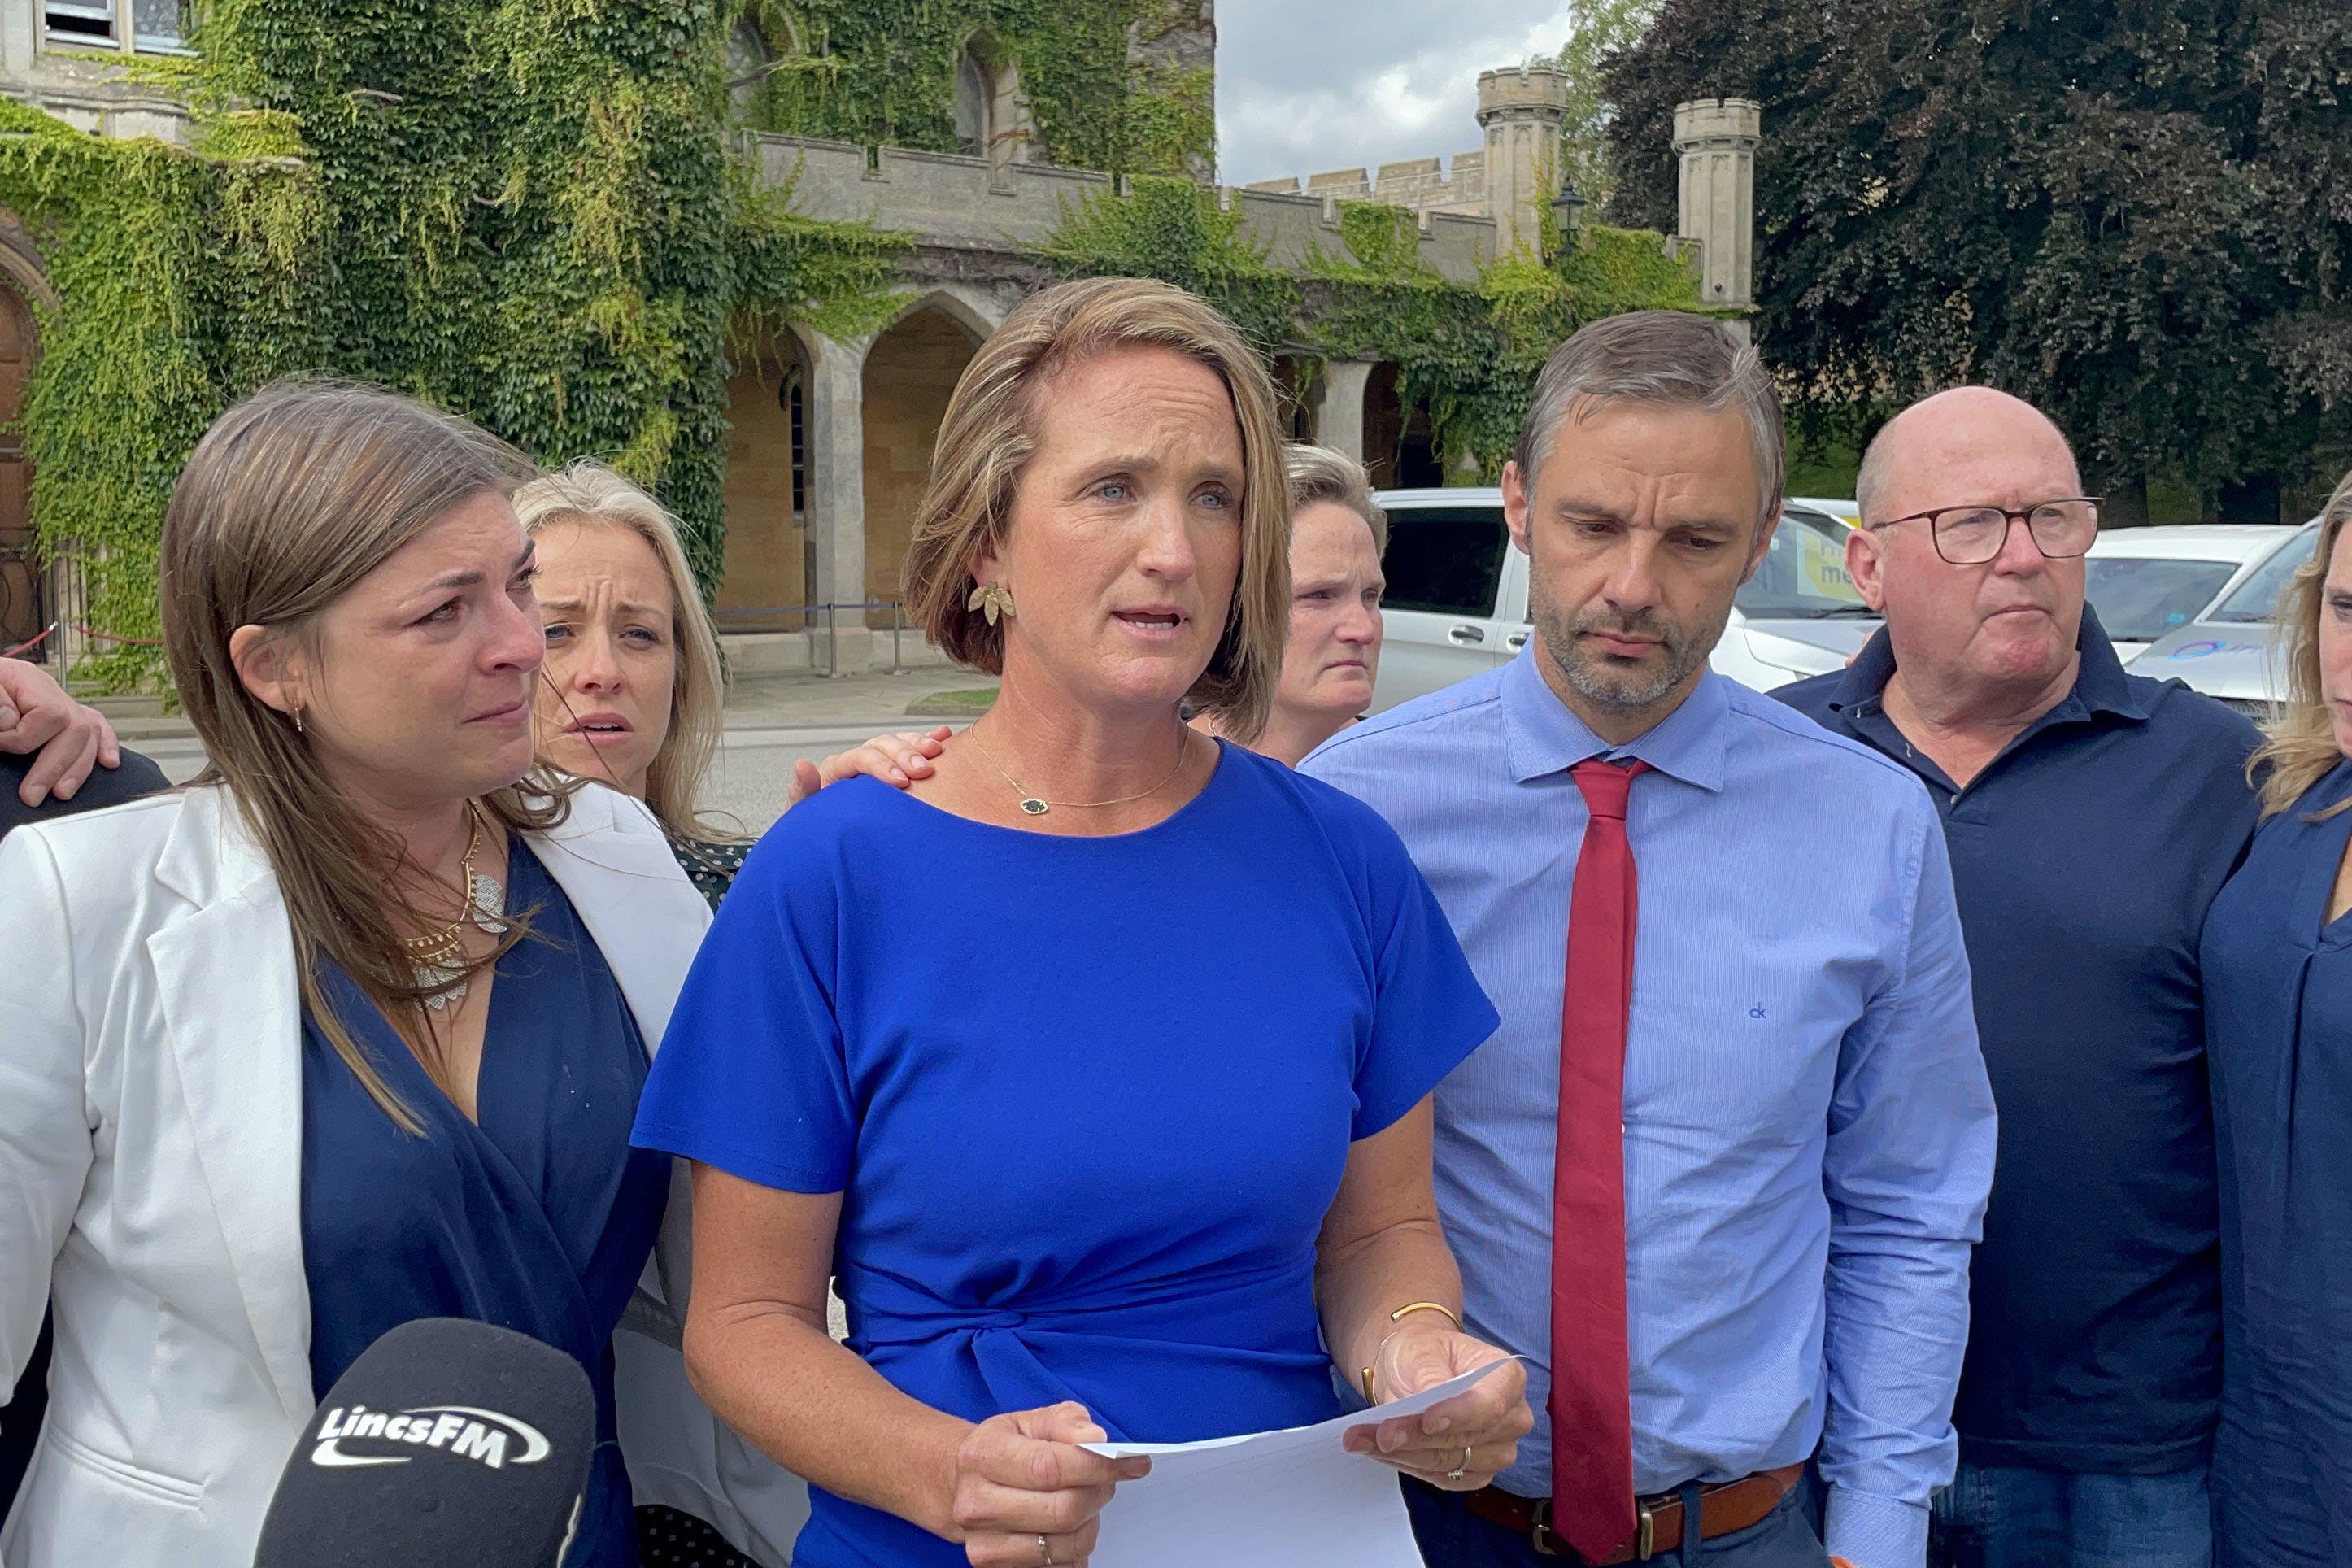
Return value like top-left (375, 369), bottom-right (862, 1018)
top-left (1551, 757), bottom-right (1651, 1561)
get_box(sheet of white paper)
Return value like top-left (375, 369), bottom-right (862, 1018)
top-left (1078, 1359), bottom-right (1513, 1568)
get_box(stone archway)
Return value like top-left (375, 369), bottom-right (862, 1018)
top-left (715, 325), bottom-right (813, 630)
top-left (1363, 363), bottom-right (1442, 490)
top-left (0, 274), bottom-right (40, 659)
top-left (860, 303), bottom-right (982, 626)
top-left (1273, 355), bottom-right (1318, 442)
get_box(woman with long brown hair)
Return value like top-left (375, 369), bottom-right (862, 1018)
top-left (2202, 475), bottom-right (2352, 1568)
top-left (0, 381), bottom-right (803, 1567)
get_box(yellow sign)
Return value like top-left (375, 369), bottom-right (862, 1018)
top-left (1794, 528), bottom-right (1866, 604)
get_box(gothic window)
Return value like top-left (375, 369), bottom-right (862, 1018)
top-left (952, 47), bottom-right (990, 157)
top-left (952, 35), bottom-right (1029, 169)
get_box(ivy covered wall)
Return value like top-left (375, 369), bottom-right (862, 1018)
top-left (1034, 178), bottom-right (1711, 479)
top-left (4, 0), bottom-right (908, 686)
top-left (737, 0), bottom-right (1215, 180)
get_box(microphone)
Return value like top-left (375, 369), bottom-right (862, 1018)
top-left (254, 1317), bottom-right (597, 1567)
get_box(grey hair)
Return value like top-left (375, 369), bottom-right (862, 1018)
top-left (1853, 420), bottom-right (1897, 525)
top-left (1514, 311), bottom-right (1784, 528)
top-left (1283, 441), bottom-right (1387, 552)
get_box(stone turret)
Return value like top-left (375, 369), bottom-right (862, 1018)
top-left (1475, 63), bottom-right (1570, 255)
top-left (1673, 98), bottom-right (1762, 321)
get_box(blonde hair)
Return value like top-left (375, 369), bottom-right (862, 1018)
top-left (2254, 473), bottom-right (2352, 820)
top-left (161, 380), bottom-right (568, 1134)
top-left (899, 276), bottom-right (1291, 742)
top-left (1285, 442), bottom-right (1387, 552)
top-left (512, 460), bottom-right (732, 843)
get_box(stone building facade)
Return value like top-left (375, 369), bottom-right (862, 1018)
top-left (0, 1), bottom-right (1759, 676)
top-left (715, 85), bottom-right (1761, 672)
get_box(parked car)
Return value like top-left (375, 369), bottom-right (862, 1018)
top-left (1788, 495), bottom-right (1861, 527)
top-left (2132, 520), bottom-right (2320, 717)
top-left (1371, 490), bottom-right (1879, 712)
top-left (2084, 523), bottom-right (2299, 664)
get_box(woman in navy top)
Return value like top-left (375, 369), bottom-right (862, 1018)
top-left (2205, 477), bottom-right (2352, 1567)
top-left (303, 835), bottom-right (670, 1567)
top-left (632, 277), bottom-right (1529, 1568)
top-left (0, 383), bottom-right (806, 1568)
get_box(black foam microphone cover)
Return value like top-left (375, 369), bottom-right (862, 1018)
top-left (254, 1317), bottom-right (597, 1567)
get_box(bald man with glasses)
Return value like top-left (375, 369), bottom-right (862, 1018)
top-left (1776, 387), bottom-right (2263, 1568)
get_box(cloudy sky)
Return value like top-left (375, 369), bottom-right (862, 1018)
top-left (1214, 1), bottom-right (1575, 188)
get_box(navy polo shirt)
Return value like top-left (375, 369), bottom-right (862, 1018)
top-left (1777, 606), bottom-right (2262, 1474)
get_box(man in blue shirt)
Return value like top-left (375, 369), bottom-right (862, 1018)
top-left (1776, 388), bottom-right (2262, 1568)
top-left (1305, 312), bottom-right (1997, 1568)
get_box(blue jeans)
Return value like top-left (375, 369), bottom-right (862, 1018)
top-left (1931, 1463), bottom-right (2212, 1568)
top-left (1405, 1478), bottom-right (1827, 1566)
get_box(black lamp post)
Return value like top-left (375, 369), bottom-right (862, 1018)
top-left (1550, 172), bottom-right (1588, 254)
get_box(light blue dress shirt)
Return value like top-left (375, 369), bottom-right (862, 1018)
top-left (1303, 653), bottom-right (1997, 1568)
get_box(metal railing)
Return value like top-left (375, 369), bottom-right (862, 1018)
top-left (709, 598), bottom-right (909, 678)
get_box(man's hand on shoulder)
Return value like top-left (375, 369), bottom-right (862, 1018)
top-left (0, 657), bottom-right (122, 808)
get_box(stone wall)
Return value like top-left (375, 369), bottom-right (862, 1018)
top-left (751, 130), bottom-right (1501, 284)
top-left (1247, 151), bottom-right (1489, 218)
top-left (860, 309), bottom-right (977, 624)
top-left (715, 331), bottom-right (807, 629)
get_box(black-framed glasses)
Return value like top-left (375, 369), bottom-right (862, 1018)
top-left (1866, 498), bottom-right (2103, 565)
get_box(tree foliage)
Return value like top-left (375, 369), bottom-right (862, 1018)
top-left (1034, 181), bottom-right (1711, 478)
top-left (1532, 0), bottom-right (1662, 211)
top-left (1605, 0), bottom-right (2352, 516)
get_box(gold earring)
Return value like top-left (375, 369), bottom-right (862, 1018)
top-left (290, 704), bottom-right (304, 735)
top-left (966, 581), bottom-right (1017, 626)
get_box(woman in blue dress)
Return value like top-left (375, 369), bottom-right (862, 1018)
top-left (632, 277), bottom-right (1531, 1568)
top-left (2204, 473), bottom-right (2352, 1566)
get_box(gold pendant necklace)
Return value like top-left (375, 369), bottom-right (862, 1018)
top-left (968, 726), bottom-right (1191, 817)
top-left (399, 807), bottom-right (508, 1008)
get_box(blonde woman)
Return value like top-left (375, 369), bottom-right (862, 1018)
top-left (0, 382), bottom-right (803, 1568)
top-left (1196, 442), bottom-right (1388, 765)
top-left (516, 460), bottom-right (948, 908)
top-left (2203, 473), bottom-right (2352, 1567)
top-left (629, 277), bottom-right (1529, 1568)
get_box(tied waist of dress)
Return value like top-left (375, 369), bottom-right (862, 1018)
top-left (838, 1254), bottom-right (1334, 1440)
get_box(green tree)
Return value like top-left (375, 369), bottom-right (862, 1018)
top-left (1603, 0), bottom-right (2352, 520)
top-left (1533, 0), bottom-right (1662, 211)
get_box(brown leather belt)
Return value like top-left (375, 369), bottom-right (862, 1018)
top-left (1446, 1464), bottom-right (1806, 1562)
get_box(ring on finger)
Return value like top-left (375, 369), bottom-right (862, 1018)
top-left (1037, 1532), bottom-right (1054, 1566)
top-left (1445, 1444), bottom-right (1472, 1483)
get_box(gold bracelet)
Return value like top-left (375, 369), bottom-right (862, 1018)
top-left (1359, 1301), bottom-right (1465, 1400)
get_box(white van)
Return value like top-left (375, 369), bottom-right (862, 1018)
top-left (1371, 490), bottom-right (1882, 712)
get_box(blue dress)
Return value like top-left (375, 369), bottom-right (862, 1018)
top-left (302, 838), bottom-right (673, 1568)
top-left (2204, 758), bottom-right (2352, 1566)
top-left (632, 742), bottom-right (1500, 1568)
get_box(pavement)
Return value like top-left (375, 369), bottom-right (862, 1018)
top-left (133, 666), bottom-right (999, 835)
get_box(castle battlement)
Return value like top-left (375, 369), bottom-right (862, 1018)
top-left (1257, 60), bottom-right (1571, 253)
top-left (1245, 147), bottom-right (1489, 217)
top-left (754, 130), bottom-right (1503, 284)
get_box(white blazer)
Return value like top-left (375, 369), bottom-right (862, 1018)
top-left (0, 782), bottom-right (808, 1567)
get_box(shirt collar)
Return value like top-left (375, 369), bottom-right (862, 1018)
top-left (1823, 601), bottom-right (2152, 725)
top-left (1500, 645), bottom-right (1729, 791)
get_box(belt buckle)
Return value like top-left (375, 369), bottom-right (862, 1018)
top-left (1635, 1500), bottom-right (1657, 1560)
top-left (1527, 1496), bottom-right (1560, 1557)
